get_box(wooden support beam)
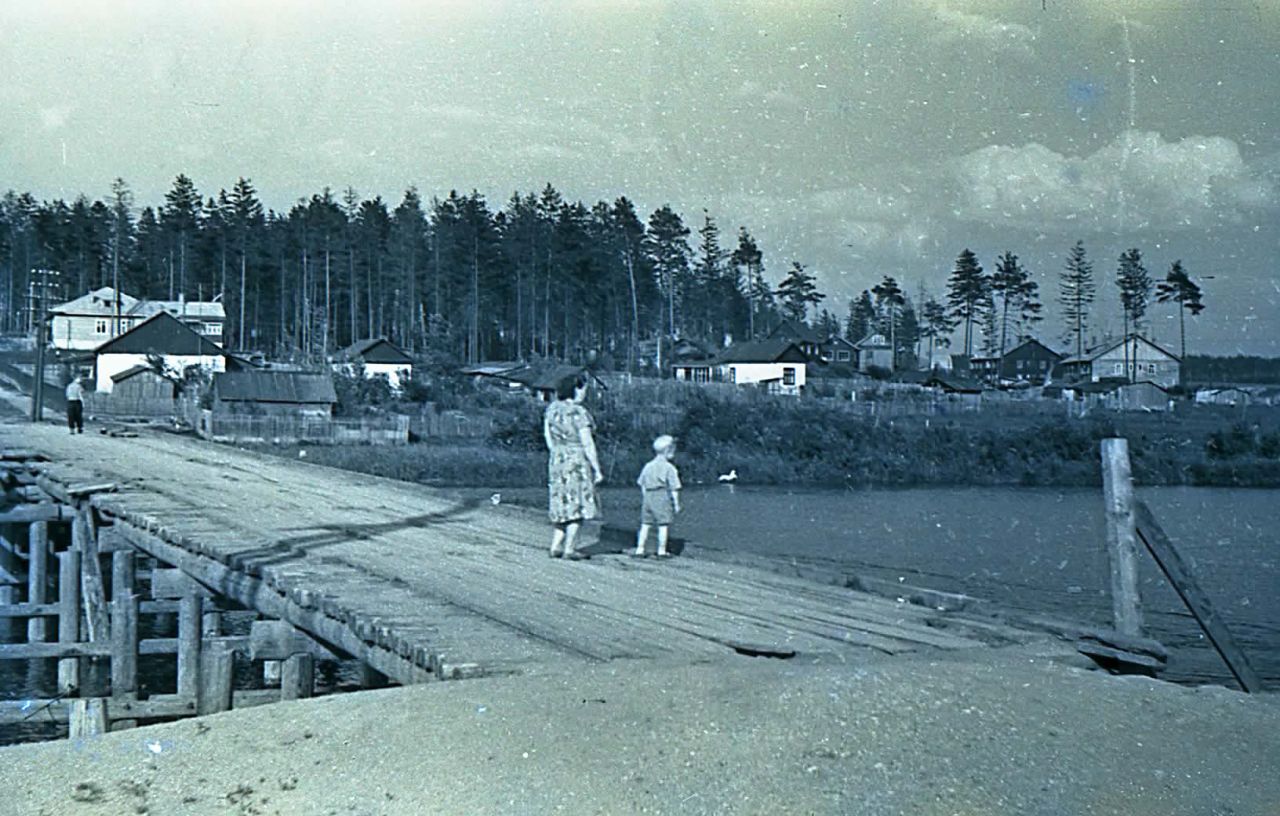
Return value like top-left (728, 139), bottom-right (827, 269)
top-left (0, 640), bottom-right (113, 659)
top-left (57, 549), bottom-right (81, 694)
top-left (0, 695), bottom-right (197, 726)
top-left (197, 645), bottom-right (234, 716)
top-left (34, 475), bottom-right (70, 505)
top-left (111, 520), bottom-right (431, 684)
top-left (67, 482), bottom-right (117, 498)
top-left (140, 635), bottom-right (248, 656)
top-left (0, 601), bottom-right (59, 619)
top-left (281, 653), bottom-right (314, 700)
top-left (1100, 438), bottom-right (1143, 637)
top-left (177, 591), bottom-right (202, 699)
top-left (151, 568), bottom-right (213, 599)
top-left (1134, 500), bottom-right (1264, 693)
top-left (69, 698), bottom-right (107, 738)
top-left (73, 509), bottom-right (109, 643)
top-left (249, 619), bottom-right (341, 661)
top-left (110, 593), bottom-right (139, 698)
top-left (0, 504), bottom-right (68, 524)
top-left (27, 521), bottom-right (49, 642)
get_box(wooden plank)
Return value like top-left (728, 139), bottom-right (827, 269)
top-left (1134, 500), bottom-right (1263, 693)
top-left (74, 508), bottom-right (110, 643)
top-left (151, 568), bottom-right (213, 599)
top-left (281, 653), bottom-right (315, 700)
top-left (177, 592), bottom-right (202, 698)
top-left (0, 640), bottom-right (114, 659)
top-left (0, 504), bottom-right (67, 523)
top-left (0, 602), bottom-right (59, 619)
top-left (34, 475), bottom-right (70, 504)
top-left (197, 645), bottom-right (234, 716)
top-left (67, 482), bottom-right (118, 497)
top-left (249, 619), bottom-right (341, 661)
top-left (57, 549), bottom-right (81, 694)
top-left (140, 635), bottom-right (248, 656)
top-left (69, 698), bottom-right (108, 738)
top-left (110, 593), bottom-right (139, 697)
top-left (1101, 438), bottom-right (1143, 637)
top-left (27, 521), bottom-right (49, 642)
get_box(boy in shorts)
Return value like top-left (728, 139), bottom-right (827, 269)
top-left (634, 434), bottom-right (681, 559)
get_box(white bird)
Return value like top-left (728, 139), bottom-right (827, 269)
top-left (490, 492), bottom-right (502, 506)
top-left (717, 469), bottom-right (738, 483)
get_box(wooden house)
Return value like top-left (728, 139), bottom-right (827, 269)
top-left (1057, 335), bottom-right (1181, 388)
top-left (50, 287), bottom-right (226, 351)
top-left (211, 370), bottom-right (337, 418)
top-left (767, 319), bottom-right (824, 359)
top-left (1115, 381), bottom-right (1174, 412)
top-left (670, 338), bottom-right (715, 383)
top-left (854, 333), bottom-right (894, 372)
top-left (714, 340), bottom-right (807, 395)
top-left (819, 335), bottom-right (858, 364)
top-left (332, 338), bottom-right (414, 390)
top-left (93, 312), bottom-right (226, 394)
top-left (1194, 386), bottom-right (1252, 407)
top-left (970, 339), bottom-right (1062, 384)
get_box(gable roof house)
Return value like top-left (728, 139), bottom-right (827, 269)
top-left (853, 333), bottom-right (895, 372)
top-left (332, 338), bottom-right (414, 389)
top-left (211, 370), bottom-right (337, 417)
top-left (49, 287), bottom-right (226, 350)
top-left (970, 339), bottom-right (1063, 384)
top-left (767, 319), bottom-right (824, 359)
top-left (819, 335), bottom-right (859, 365)
top-left (714, 340), bottom-right (808, 395)
top-left (92, 311), bottom-right (226, 394)
top-left (1057, 335), bottom-right (1181, 389)
top-left (670, 338), bottom-right (716, 383)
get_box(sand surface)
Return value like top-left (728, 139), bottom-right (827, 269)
top-left (2, 645), bottom-right (1277, 816)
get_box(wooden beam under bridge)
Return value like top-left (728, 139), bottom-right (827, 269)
top-left (106, 518), bottom-right (432, 685)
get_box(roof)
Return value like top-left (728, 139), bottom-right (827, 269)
top-left (137, 300), bottom-right (225, 321)
top-left (713, 340), bottom-right (808, 365)
top-left (95, 311), bottom-right (225, 357)
top-left (923, 375), bottom-right (984, 394)
top-left (111, 364), bottom-right (174, 384)
top-left (854, 333), bottom-right (891, 350)
top-left (1062, 334), bottom-right (1180, 364)
top-left (213, 370), bottom-right (337, 404)
top-left (461, 361), bottom-right (525, 377)
top-left (502, 364), bottom-right (607, 392)
top-left (1004, 338), bottom-right (1062, 359)
top-left (767, 319), bottom-right (823, 344)
top-left (50, 287), bottom-right (142, 316)
top-left (335, 338), bottom-right (413, 365)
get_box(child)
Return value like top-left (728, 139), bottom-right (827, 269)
top-left (634, 434), bottom-right (681, 559)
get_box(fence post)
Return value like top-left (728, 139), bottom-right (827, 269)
top-left (1101, 438), bottom-right (1144, 637)
top-left (57, 549), bottom-right (82, 694)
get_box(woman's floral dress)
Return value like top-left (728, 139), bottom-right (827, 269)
top-left (544, 399), bottom-right (599, 524)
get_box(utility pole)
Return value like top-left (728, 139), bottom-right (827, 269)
top-left (30, 268), bottom-right (56, 422)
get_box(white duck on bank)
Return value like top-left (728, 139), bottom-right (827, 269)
top-left (717, 468), bottom-right (738, 484)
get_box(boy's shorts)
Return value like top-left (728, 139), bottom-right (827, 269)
top-left (641, 490), bottom-right (675, 525)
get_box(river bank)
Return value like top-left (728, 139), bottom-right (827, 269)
top-left (2, 645), bottom-right (1276, 815)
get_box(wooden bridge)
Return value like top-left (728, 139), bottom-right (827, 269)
top-left (1, 420), bottom-right (1052, 737)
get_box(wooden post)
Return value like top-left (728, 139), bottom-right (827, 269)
top-left (0, 528), bottom-right (15, 642)
top-left (177, 591), bottom-right (203, 699)
top-left (57, 549), bottom-right (81, 694)
top-left (111, 549), bottom-right (136, 606)
top-left (202, 609), bottom-right (221, 639)
top-left (27, 521), bottom-right (49, 643)
top-left (69, 698), bottom-right (108, 738)
top-left (197, 645), bottom-right (234, 715)
top-left (74, 508), bottom-right (110, 697)
top-left (1134, 501), bottom-right (1264, 693)
top-left (281, 653), bottom-right (314, 701)
top-left (263, 659), bottom-right (282, 687)
top-left (1101, 438), bottom-right (1143, 637)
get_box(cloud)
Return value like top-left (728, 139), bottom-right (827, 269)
top-left (923, 2), bottom-right (1037, 59)
top-left (949, 131), bottom-right (1276, 231)
top-left (39, 105), bottom-right (73, 130)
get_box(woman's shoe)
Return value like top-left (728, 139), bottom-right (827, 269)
top-left (565, 551), bottom-right (591, 561)
top-left (655, 552), bottom-right (673, 559)
top-left (628, 551), bottom-right (649, 559)
top-left (549, 548), bottom-right (564, 558)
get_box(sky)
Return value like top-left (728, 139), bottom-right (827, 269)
top-left (2, 0), bottom-right (1278, 355)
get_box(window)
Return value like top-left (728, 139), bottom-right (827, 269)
top-left (836, 350), bottom-right (850, 362)
top-left (1113, 363), bottom-right (1123, 375)
top-left (728, 366), bottom-right (737, 383)
top-left (1016, 360), bottom-right (1025, 370)
top-left (783, 367), bottom-right (796, 386)
top-left (95, 319), bottom-right (107, 334)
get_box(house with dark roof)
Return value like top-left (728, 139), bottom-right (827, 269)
top-left (819, 335), bottom-right (859, 365)
top-left (969, 339), bottom-right (1062, 384)
top-left (92, 311), bottom-right (226, 394)
top-left (332, 338), bottom-right (414, 389)
top-left (854, 333), bottom-right (894, 372)
top-left (767, 319), bottom-right (824, 359)
top-left (211, 370), bottom-right (337, 418)
top-left (1057, 334), bottom-right (1181, 388)
top-left (50, 287), bottom-right (225, 350)
top-left (669, 338), bottom-right (716, 383)
top-left (714, 340), bottom-right (808, 395)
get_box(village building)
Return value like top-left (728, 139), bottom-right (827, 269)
top-left (1194, 386), bottom-right (1253, 407)
top-left (92, 311), bottom-right (226, 394)
top-left (211, 370), bottom-right (337, 418)
top-left (48, 287), bottom-right (226, 351)
top-left (669, 338), bottom-right (715, 383)
top-left (969, 339), bottom-right (1063, 384)
top-left (819, 335), bottom-right (858, 365)
top-left (713, 340), bottom-right (807, 395)
top-left (854, 333), bottom-right (894, 372)
top-left (1057, 335), bottom-right (1182, 389)
top-left (766, 319), bottom-right (824, 359)
top-left (332, 338), bottom-right (414, 389)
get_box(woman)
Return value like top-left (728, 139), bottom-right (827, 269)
top-left (544, 372), bottom-right (603, 560)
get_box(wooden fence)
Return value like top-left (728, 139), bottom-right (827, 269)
top-left (83, 393), bottom-right (180, 419)
top-left (196, 411), bottom-right (410, 445)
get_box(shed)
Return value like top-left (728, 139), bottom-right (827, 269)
top-left (332, 338), bottom-right (414, 389)
top-left (212, 370), bottom-right (337, 417)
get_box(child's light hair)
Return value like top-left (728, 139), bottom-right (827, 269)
top-left (652, 434), bottom-right (675, 454)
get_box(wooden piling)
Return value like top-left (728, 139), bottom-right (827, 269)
top-left (1100, 438), bottom-right (1143, 637)
top-left (197, 645), bottom-right (234, 715)
top-left (68, 698), bottom-right (107, 738)
top-left (177, 591), bottom-right (203, 699)
top-left (263, 659), bottom-right (282, 687)
top-left (57, 549), bottom-right (81, 694)
top-left (281, 653), bottom-right (314, 701)
top-left (27, 521), bottom-right (49, 643)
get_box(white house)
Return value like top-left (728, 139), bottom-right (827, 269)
top-left (49, 287), bottom-right (226, 350)
top-left (1059, 335), bottom-right (1181, 389)
top-left (714, 340), bottom-right (808, 395)
top-left (854, 333), bottom-right (894, 372)
top-left (332, 338), bottom-right (414, 390)
top-left (93, 311), bottom-right (226, 394)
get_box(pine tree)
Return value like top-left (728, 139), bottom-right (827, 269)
top-left (775, 262), bottom-right (824, 323)
top-left (107, 178), bottom-right (134, 336)
top-left (1059, 240), bottom-right (1095, 359)
top-left (228, 178), bottom-right (264, 350)
top-left (990, 251), bottom-right (1040, 356)
top-left (945, 248), bottom-right (987, 356)
top-left (872, 275), bottom-right (905, 370)
top-left (919, 297), bottom-right (954, 369)
top-left (845, 290), bottom-right (875, 343)
top-left (643, 206), bottom-right (691, 349)
top-left (730, 227), bottom-right (767, 339)
top-left (1115, 247), bottom-right (1152, 382)
top-left (161, 174), bottom-right (201, 300)
top-left (1155, 260), bottom-right (1205, 361)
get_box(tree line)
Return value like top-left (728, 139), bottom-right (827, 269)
top-left (0, 176), bottom-right (1207, 371)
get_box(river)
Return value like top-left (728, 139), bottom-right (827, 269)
top-left (486, 484), bottom-right (1279, 690)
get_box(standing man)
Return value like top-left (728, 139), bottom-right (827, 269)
top-left (65, 375), bottom-right (85, 434)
